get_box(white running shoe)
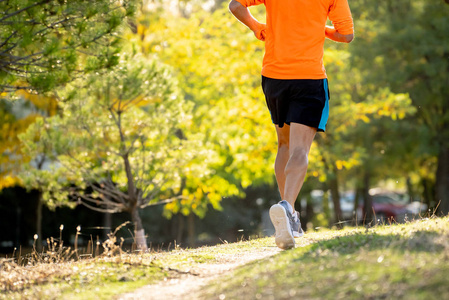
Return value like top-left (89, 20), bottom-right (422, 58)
top-left (292, 211), bottom-right (304, 238)
top-left (269, 200), bottom-right (295, 249)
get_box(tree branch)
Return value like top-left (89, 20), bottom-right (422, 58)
top-left (0, 0), bottom-right (51, 23)
top-left (0, 30), bottom-right (17, 49)
top-left (79, 199), bottom-right (123, 214)
top-left (140, 196), bottom-right (186, 209)
top-left (76, 192), bottom-right (123, 209)
top-left (90, 183), bottom-right (128, 205)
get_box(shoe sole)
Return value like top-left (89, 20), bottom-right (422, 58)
top-left (293, 231), bottom-right (304, 238)
top-left (269, 204), bottom-right (295, 250)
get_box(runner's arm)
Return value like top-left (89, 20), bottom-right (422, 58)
top-left (327, 0), bottom-right (354, 43)
top-left (229, 0), bottom-right (266, 41)
top-left (325, 25), bottom-right (354, 43)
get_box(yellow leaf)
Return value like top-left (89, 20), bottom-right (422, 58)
top-left (335, 160), bottom-right (344, 170)
top-left (0, 175), bottom-right (22, 190)
top-left (360, 115), bottom-right (370, 123)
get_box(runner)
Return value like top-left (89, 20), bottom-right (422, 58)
top-left (229, 0), bottom-right (354, 249)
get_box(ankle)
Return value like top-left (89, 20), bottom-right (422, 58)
top-left (281, 200), bottom-right (294, 214)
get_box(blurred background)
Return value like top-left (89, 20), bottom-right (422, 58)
top-left (1, 0), bottom-right (448, 254)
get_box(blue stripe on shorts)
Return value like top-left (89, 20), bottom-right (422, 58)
top-left (318, 78), bottom-right (329, 132)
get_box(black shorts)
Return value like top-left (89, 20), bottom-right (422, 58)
top-left (261, 76), bottom-right (330, 132)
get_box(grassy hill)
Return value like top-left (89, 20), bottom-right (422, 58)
top-left (200, 216), bottom-right (449, 300)
top-left (1, 216), bottom-right (448, 299)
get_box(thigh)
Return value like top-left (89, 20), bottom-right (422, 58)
top-left (288, 123), bottom-right (317, 155)
top-left (275, 123), bottom-right (290, 147)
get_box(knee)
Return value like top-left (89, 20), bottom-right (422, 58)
top-left (287, 147), bottom-right (309, 170)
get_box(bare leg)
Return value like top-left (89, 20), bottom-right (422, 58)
top-left (283, 123), bottom-right (317, 209)
top-left (274, 124), bottom-right (290, 199)
top-left (271, 123), bottom-right (315, 249)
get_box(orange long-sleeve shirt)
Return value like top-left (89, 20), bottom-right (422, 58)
top-left (235, 0), bottom-right (354, 79)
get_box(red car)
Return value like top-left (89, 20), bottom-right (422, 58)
top-left (356, 190), bottom-right (426, 223)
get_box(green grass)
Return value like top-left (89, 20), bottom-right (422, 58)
top-left (2, 217), bottom-right (448, 299)
top-left (198, 217), bottom-right (449, 300)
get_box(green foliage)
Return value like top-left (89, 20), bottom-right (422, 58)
top-left (351, 0), bottom-right (449, 139)
top-left (0, 0), bottom-right (137, 94)
top-left (310, 44), bottom-right (416, 186)
top-left (0, 91), bottom-right (57, 189)
top-left (6, 0), bottom-right (447, 223)
top-left (131, 4), bottom-right (276, 218)
top-left (348, 0), bottom-right (449, 208)
top-left (19, 53), bottom-right (203, 213)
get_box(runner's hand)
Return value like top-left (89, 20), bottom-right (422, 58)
top-left (253, 23), bottom-right (266, 41)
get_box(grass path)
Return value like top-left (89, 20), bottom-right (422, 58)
top-left (118, 242), bottom-right (280, 299)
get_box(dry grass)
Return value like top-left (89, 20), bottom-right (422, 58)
top-left (0, 222), bottom-right (275, 299)
top-left (0, 222), bottom-right (141, 295)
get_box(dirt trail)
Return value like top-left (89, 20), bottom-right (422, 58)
top-left (117, 245), bottom-right (280, 300)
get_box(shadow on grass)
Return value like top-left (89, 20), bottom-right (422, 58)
top-left (298, 229), bottom-right (447, 258)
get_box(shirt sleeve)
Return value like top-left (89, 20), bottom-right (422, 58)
top-left (235, 0), bottom-right (265, 8)
top-left (328, 0), bottom-right (354, 35)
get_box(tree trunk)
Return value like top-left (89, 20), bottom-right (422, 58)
top-left (187, 213), bottom-right (195, 248)
top-left (354, 187), bottom-right (362, 224)
top-left (322, 187), bottom-right (331, 227)
top-left (421, 178), bottom-right (433, 214)
top-left (131, 208), bottom-right (148, 251)
top-left (36, 191), bottom-right (43, 251)
top-left (176, 214), bottom-right (185, 246)
top-left (362, 171), bottom-right (373, 223)
top-left (123, 153), bottom-right (137, 201)
top-left (15, 206), bottom-right (21, 248)
top-left (329, 175), bottom-right (342, 226)
top-left (354, 187), bottom-right (361, 213)
top-left (304, 194), bottom-right (314, 230)
top-left (103, 210), bottom-right (112, 241)
top-left (435, 145), bottom-right (449, 215)
top-left (406, 176), bottom-right (413, 203)
top-left (122, 150), bottom-right (148, 249)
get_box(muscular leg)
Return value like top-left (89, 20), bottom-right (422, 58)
top-left (274, 124), bottom-right (290, 199)
top-left (282, 123), bottom-right (317, 209)
top-left (271, 123), bottom-right (315, 248)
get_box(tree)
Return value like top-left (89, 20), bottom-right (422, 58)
top-left (308, 44), bottom-right (416, 224)
top-left (349, 0), bottom-right (449, 214)
top-left (0, 0), bottom-right (136, 94)
top-left (20, 54), bottom-right (203, 250)
top-left (0, 91), bottom-right (57, 249)
top-left (130, 3), bottom-right (276, 220)
top-left (1, 0), bottom-right (137, 248)
top-left (0, 92), bottom-right (57, 190)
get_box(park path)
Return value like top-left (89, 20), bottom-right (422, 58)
top-left (117, 244), bottom-right (281, 300)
